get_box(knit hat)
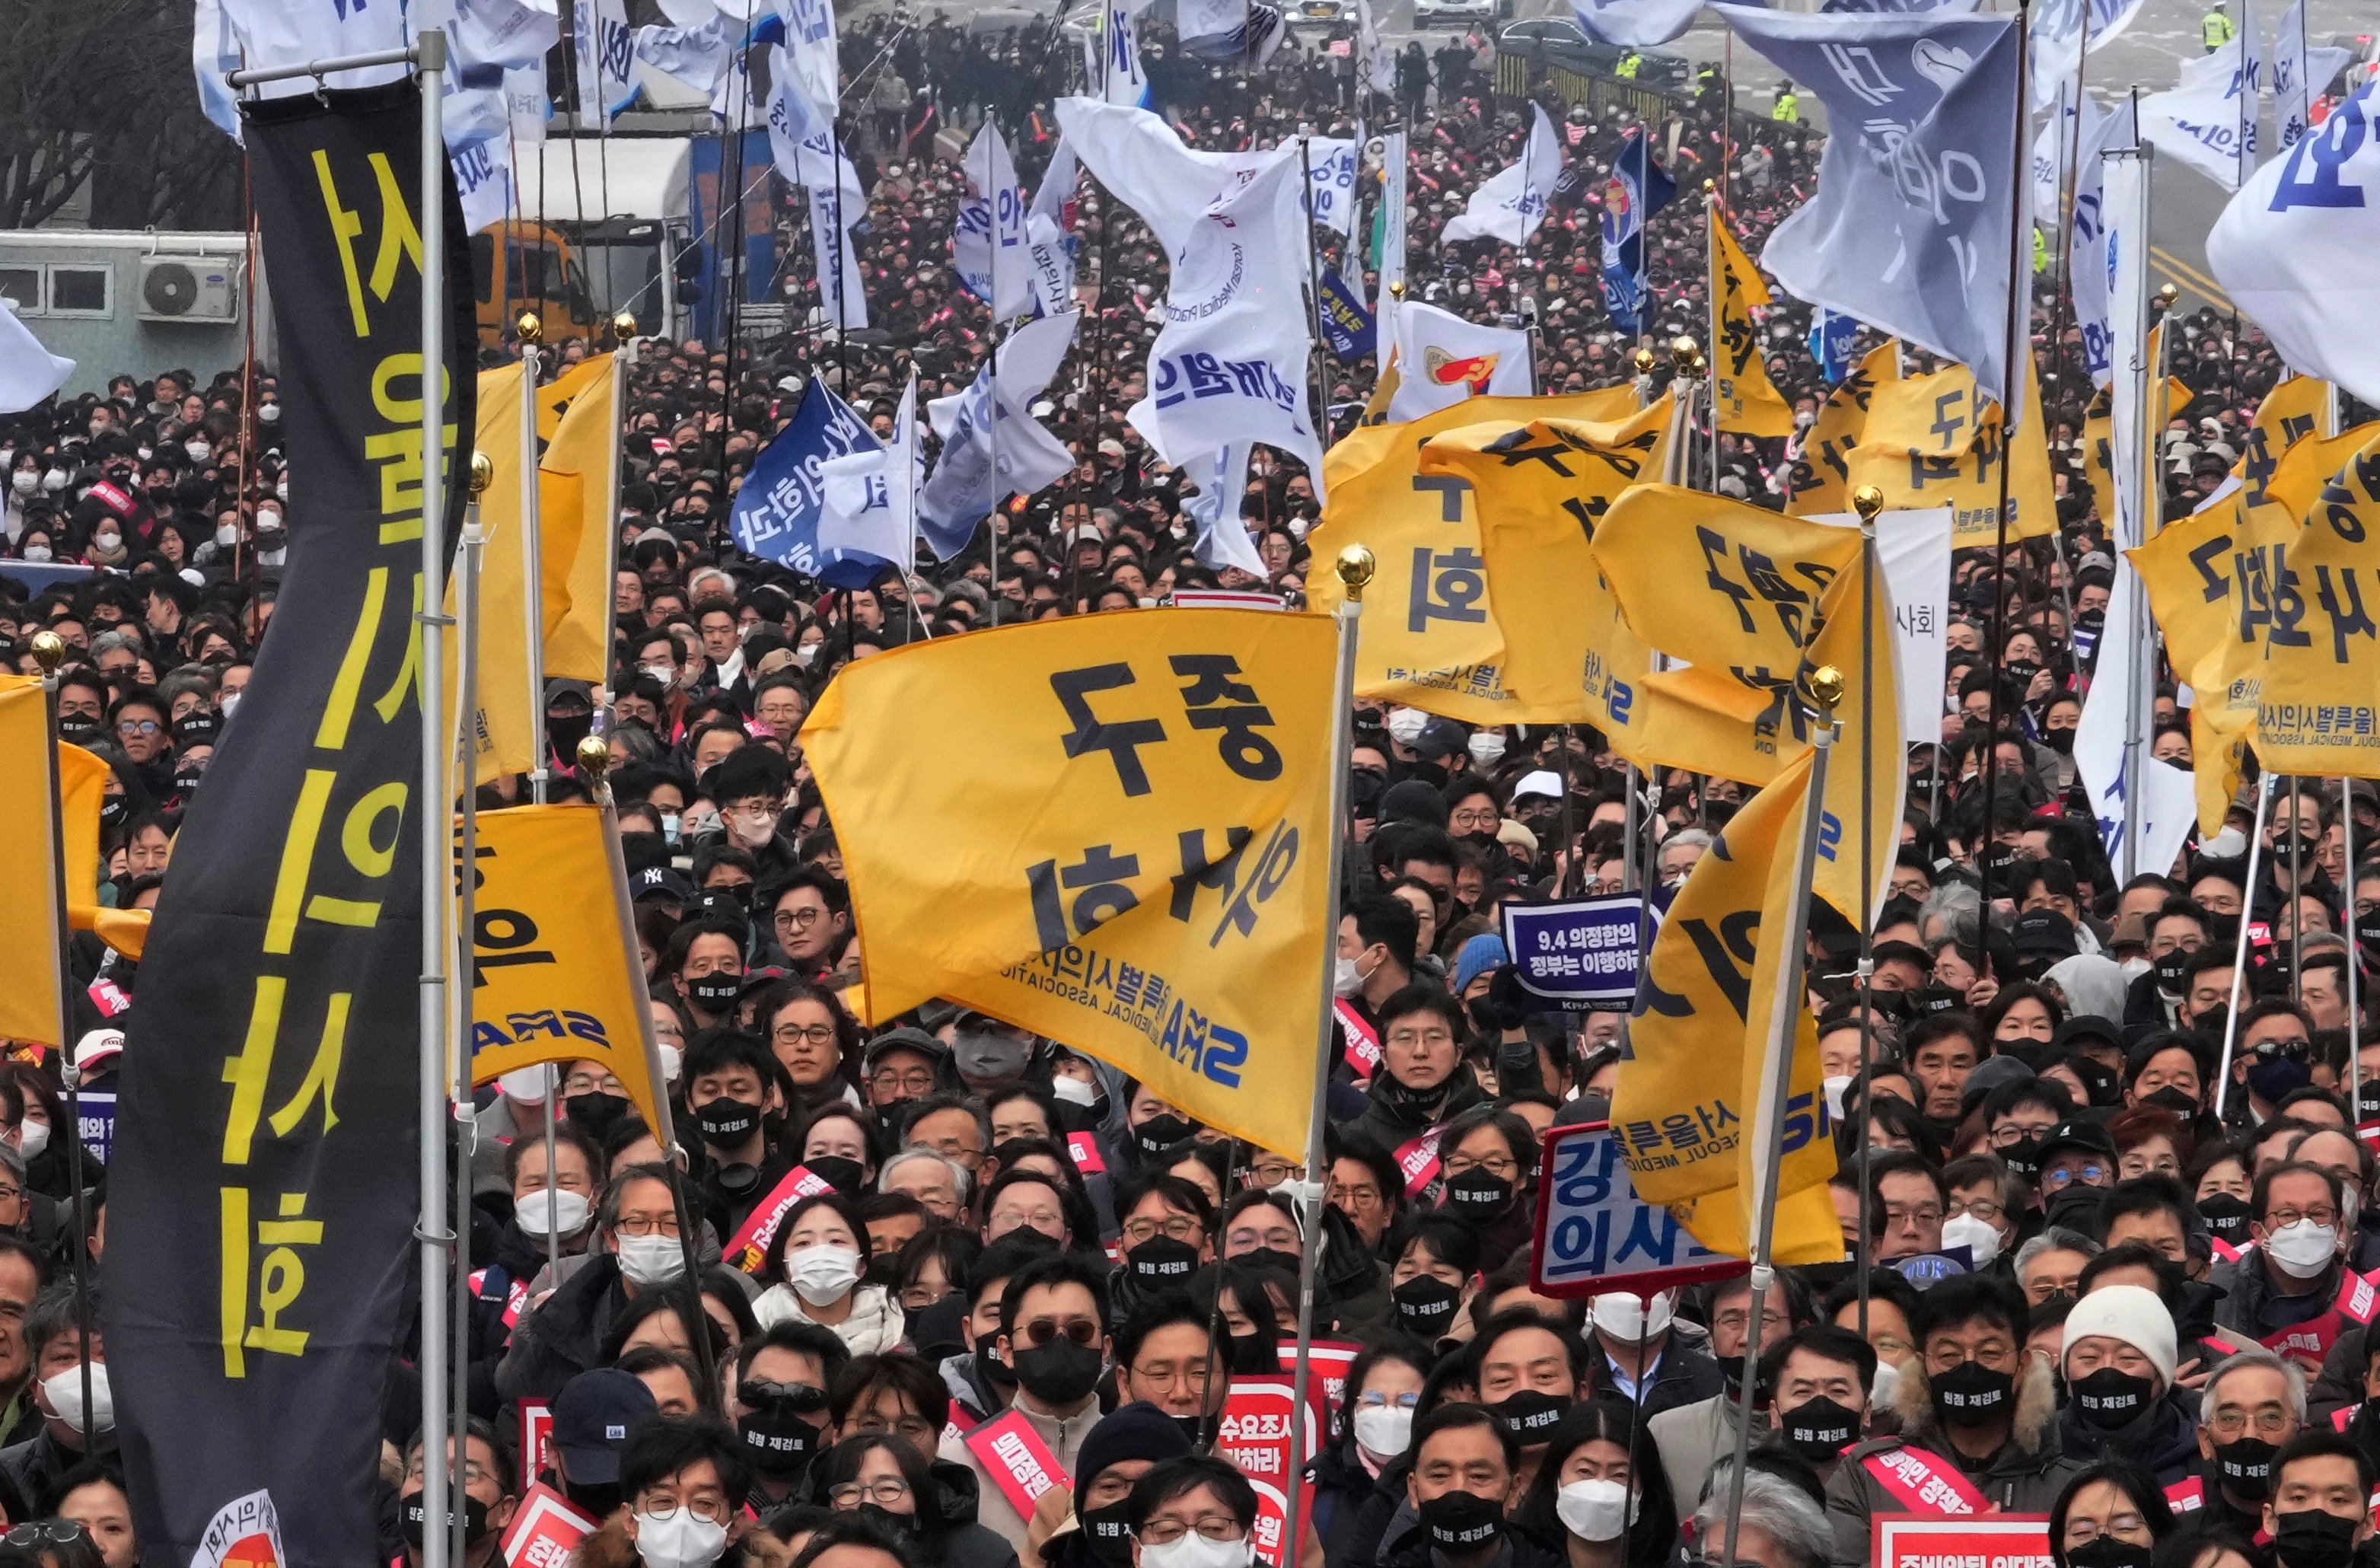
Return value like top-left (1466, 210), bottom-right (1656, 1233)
top-left (1073, 1401), bottom-right (1193, 1514)
top-left (1380, 779), bottom-right (1448, 829)
top-left (2060, 1283), bottom-right (2178, 1388)
top-left (1452, 935), bottom-right (1508, 995)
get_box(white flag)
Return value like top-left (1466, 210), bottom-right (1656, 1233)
top-left (636, 15), bottom-right (736, 97)
top-left (505, 62), bottom-right (551, 144)
top-left (766, 46), bottom-right (869, 332)
top-left (782, 0), bottom-right (841, 116)
top-left (1127, 155), bottom-right (1327, 494)
top-left (1378, 129), bottom-right (1407, 301)
top-left (1441, 104), bottom-right (1559, 246)
top-left (1096, 0), bottom-right (1156, 106)
top-left (1811, 508), bottom-right (1954, 747)
top-left (1053, 97), bottom-right (1278, 257)
top-left (193, 0), bottom-right (245, 142)
top-left (954, 124), bottom-right (1034, 322)
top-left (2067, 97), bottom-right (2136, 388)
top-left (1302, 137), bottom-right (1360, 238)
top-left (2207, 86), bottom-right (2380, 407)
top-left (444, 88), bottom-right (518, 234)
top-left (2139, 24), bottom-right (2263, 190)
top-left (442, 0), bottom-right (561, 71)
top-left (2030, 0), bottom-right (2151, 113)
top-left (820, 377), bottom-right (922, 563)
top-left (2031, 82), bottom-right (2100, 232)
top-left (2270, 0), bottom-right (2352, 154)
top-left (573, 0), bottom-right (638, 122)
top-left (1571, 0), bottom-right (1706, 47)
top-left (1184, 446), bottom-right (1266, 578)
top-left (1386, 301), bottom-right (1534, 421)
top-left (218, 0), bottom-right (407, 94)
top-left (1356, 0), bottom-right (1396, 94)
top-left (0, 302), bottom-right (72, 416)
top-left (918, 312), bottom-right (1082, 559)
top-left (2103, 146), bottom-right (2152, 558)
top-left (657, 0), bottom-right (718, 25)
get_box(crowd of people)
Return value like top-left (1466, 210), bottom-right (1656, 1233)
top-left (0, 11), bottom-right (2371, 1568)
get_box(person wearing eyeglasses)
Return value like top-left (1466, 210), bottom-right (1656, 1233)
top-left (396, 1420), bottom-right (518, 1568)
top-left (2034, 1120), bottom-right (2121, 1237)
top-left (936, 1254), bottom-right (1112, 1554)
top-left (2173, 1347), bottom-right (2307, 1537)
top-left (1110, 1176), bottom-right (1215, 1315)
top-left (1034, 1401), bottom-right (1194, 1568)
top-left (731, 1321), bottom-right (848, 1508)
top-left (760, 981), bottom-right (862, 1119)
top-left (1108, 1296), bottom-right (1228, 1442)
top-left (1345, 986), bottom-right (1486, 1175)
top-left (814, 1433), bottom-right (1018, 1568)
top-left (2214, 1162), bottom-right (2353, 1376)
top-left (0, 1286), bottom-right (112, 1509)
top-left (829, 1353), bottom-right (951, 1468)
top-left (580, 1418), bottom-right (762, 1568)
top-left (765, 870), bottom-right (853, 984)
top-left (2232, 1001), bottom-right (2324, 1130)
top-left (102, 691), bottom-right (170, 799)
top-left (2045, 1459), bottom-right (2172, 1568)
top-left (1126, 1453), bottom-right (1277, 1568)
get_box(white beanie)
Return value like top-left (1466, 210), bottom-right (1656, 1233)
top-left (2060, 1284), bottom-right (2178, 1388)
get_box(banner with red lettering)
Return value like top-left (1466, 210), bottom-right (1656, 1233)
top-left (962, 1410), bottom-right (1071, 1521)
top-left (1394, 1127), bottom-right (1443, 1197)
top-left (1872, 1515), bottom-right (2050, 1568)
top-left (518, 1401), bottom-right (553, 1484)
top-left (1219, 1377), bottom-right (1318, 1566)
top-left (501, 1484), bottom-right (597, 1568)
top-left (1276, 1341), bottom-right (1362, 1433)
top-left (1337, 1002), bottom-right (1381, 1080)
top-left (725, 1165), bottom-right (835, 1273)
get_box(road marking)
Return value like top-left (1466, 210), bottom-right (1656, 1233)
top-left (2152, 244), bottom-right (2232, 309)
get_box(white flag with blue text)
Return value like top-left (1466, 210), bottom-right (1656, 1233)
top-left (782, 0), bottom-right (841, 115)
top-left (2067, 96), bottom-right (2136, 389)
top-left (1303, 138), bottom-right (1361, 238)
top-left (218, 0), bottom-right (409, 94)
top-left (2030, 0), bottom-right (2149, 111)
top-left (2139, 20), bottom-right (2262, 190)
top-left (918, 311), bottom-right (1082, 560)
top-left (193, 0), bottom-right (245, 142)
top-left (2270, 0), bottom-right (2351, 155)
top-left (1717, 4), bottom-right (2026, 421)
top-left (820, 376), bottom-right (922, 564)
top-left (574, 0), bottom-right (639, 122)
top-left (1442, 104), bottom-right (1560, 246)
top-left (1185, 446), bottom-right (1266, 578)
top-left (1053, 97), bottom-right (1278, 257)
top-left (2207, 85), bottom-right (2380, 408)
top-left (636, 16), bottom-right (737, 97)
top-left (766, 46), bottom-right (869, 332)
top-left (954, 124), bottom-right (1034, 322)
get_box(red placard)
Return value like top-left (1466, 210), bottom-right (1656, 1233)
top-left (1336, 1002), bottom-right (1381, 1082)
top-left (1217, 1377), bottom-right (1318, 1567)
top-left (1872, 1514), bottom-right (2051, 1568)
top-left (1067, 1130), bottom-right (1108, 1176)
top-left (518, 1401), bottom-right (553, 1484)
top-left (1276, 1340), bottom-right (1362, 1433)
top-left (500, 1484), bottom-right (597, 1568)
top-left (962, 1409), bottom-right (1072, 1521)
top-left (723, 1165), bottom-right (835, 1273)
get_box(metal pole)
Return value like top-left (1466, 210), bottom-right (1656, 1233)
top-left (2349, 791), bottom-right (2364, 1111)
top-left (2214, 772), bottom-right (2275, 1120)
top-left (1850, 486), bottom-right (1883, 1337)
top-left (1286, 544), bottom-right (1370, 1568)
top-left (1719, 671), bottom-right (1841, 1568)
top-left (1706, 190), bottom-right (1723, 496)
top-left (520, 334), bottom-right (551, 805)
top-left (451, 471), bottom-right (486, 1568)
top-left (598, 327), bottom-right (632, 726)
top-left (414, 30), bottom-right (455, 1568)
top-left (2109, 142), bottom-right (2155, 883)
top-left (1974, 0), bottom-right (2032, 900)
top-left (30, 636), bottom-right (92, 1452)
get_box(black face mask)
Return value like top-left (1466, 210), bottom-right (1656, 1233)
top-left (174, 767), bottom-right (206, 796)
top-left (1230, 1333), bottom-right (1278, 1377)
top-left (2359, 917), bottom-right (2380, 965)
top-left (2214, 1436), bottom-right (2280, 1499)
top-left (94, 789), bottom-right (124, 824)
top-left (1418, 1490), bottom-right (1503, 1554)
top-left (1444, 1172), bottom-right (1514, 1217)
top-left (1914, 984), bottom-right (1966, 1018)
top-left (2067, 1539), bottom-right (2154, 1568)
top-left (804, 1155), bottom-right (866, 1194)
top-left (857, 1504), bottom-right (914, 1535)
top-left (974, 1342), bottom-right (1017, 1393)
top-left (402, 1493), bottom-right (492, 1550)
top-left (2143, 1085), bottom-right (2198, 1117)
top-left (1133, 1113), bottom-right (1195, 1156)
top-left (2071, 1366), bottom-right (2153, 1429)
top-left (1778, 1396), bottom-right (1862, 1463)
top-left (2041, 726), bottom-right (2076, 754)
top-left (62, 715), bottom-right (104, 747)
top-left (1244, 1246), bottom-right (1305, 1280)
top-left (1126, 1235), bottom-right (1201, 1289)
top-left (2152, 951), bottom-right (2191, 995)
top-left (2199, 1191), bottom-right (2253, 1245)
top-left (687, 974), bottom-right (744, 1012)
top-left (2047, 1184), bottom-right (2108, 1234)
top-left (565, 1091), bottom-right (633, 1140)
top-left (1012, 1334), bottom-right (1104, 1407)
top-left (2275, 1509), bottom-right (2361, 1568)
top-left (1080, 1502), bottom-right (1136, 1565)
top-left (695, 1095), bottom-right (763, 1146)
top-left (1999, 1134), bottom-right (2045, 1183)
top-left (1931, 1360), bottom-right (2014, 1427)
top-left (739, 1402), bottom-right (820, 1475)
top-left (1393, 1276), bottom-right (1462, 1337)
top-left (865, 1249), bottom-right (902, 1286)
top-left (1492, 1388), bottom-right (1566, 1442)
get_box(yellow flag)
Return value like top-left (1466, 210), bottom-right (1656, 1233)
top-left (1612, 744), bottom-right (1843, 1263)
top-left (59, 744), bottom-right (148, 960)
top-left (1785, 343), bottom-right (1898, 517)
top-left (0, 679), bottom-right (67, 1047)
top-left (2249, 422), bottom-right (2375, 518)
top-left (2251, 429), bottom-right (2380, 777)
top-left (540, 353), bottom-right (619, 682)
top-left (467, 802), bottom-right (668, 1138)
top-left (1311, 388), bottom-right (1639, 723)
top-left (1709, 208), bottom-right (1793, 438)
top-left (2082, 363), bottom-right (2193, 522)
top-left (804, 610), bottom-right (1337, 1158)
top-left (1844, 351), bottom-right (2059, 547)
top-left (454, 365), bottom-right (538, 783)
top-left (1591, 486), bottom-right (1901, 923)
top-left (2132, 492), bottom-right (2283, 832)
top-left (1420, 403), bottom-right (1759, 781)
top-left (2233, 375), bottom-right (2332, 488)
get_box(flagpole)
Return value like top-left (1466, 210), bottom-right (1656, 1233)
top-left (2348, 790), bottom-right (2363, 1110)
top-left (518, 318), bottom-right (551, 806)
top-left (600, 317), bottom-right (635, 728)
top-left (27, 633), bottom-right (93, 1453)
top-left (2108, 140), bottom-right (2155, 882)
top-left (1850, 485), bottom-right (1883, 1340)
top-left (2214, 770), bottom-right (2275, 1120)
top-left (1718, 664), bottom-right (1843, 1568)
top-left (415, 32), bottom-right (456, 1568)
top-left (1614, 343), bottom-right (1664, 899)
top-left (1286, 543), bottom-right (1372, 1568)
top-left (1704, 185), bottom-right (1722, 496)
top-left (1975, 0), bottom-right (2032, 900)
top-left (451, 452), bottom-right (492, 1568)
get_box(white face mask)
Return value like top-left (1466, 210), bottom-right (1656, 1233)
top-left (1590, 1289), bottom-right (1675, 1345)
top-left (659, 811), bottom-right (681, 845)
top-left (795, 642), bottom-right (821, 668)
top-left (1940, 1212), bottom-right (2000, 1267)
top-left (785, 1243), bottom-right (864, 1306)
top-left (216, 522), bottom-right (239, 548)
top-left (15, 1121), bottom-right (47, 1162)
top-left (1871, 1358), bottom-right (1901, 1410)
top-left (1555, 1479), bottom-right (1637, 1542)
top-left (1333, 951), bottom-right (1373, 999)
top-left (259, 403), bottom-right (281, 422)
top-left (93, 532), bottom-right (121, 553)
top-left (516, 1187), bottom-right (592, 1238)
top-left (1139, 1533), bottom-right (1253, 1568)
top-left (1050, 1074), bottom-right (1097, 1107)
top-left (1467, 731), bottom-right (1507, 769)
top-left (1384, 706), bottom-right (1429, 746)
top-left (10, 472), bottom-right (33, 496)
top-left (633, 1509), bottom-right (728, 1568)
top-left (21, 546), bottom-right (50, 563)
top-left (642, 661), bottom-right (677, 687)
top-left (1821, 1075), bottom-right (1853, 1120)
top-left (275, 480), bottom-right (289, 500)
top-left (2264, 1218), bottom-right (2340, 1279)
top-left (613, 1233), bottom-right (687, 1287)
top-left (730, 808), bottom-right (780, 849)
top-left (42, 1362), bottom-right (112, 1435)
top-left (499, 1063), bottom-right (553, 1104)
top-left (186, 441), bottom-right (211, 463)
top-left (42, 470), bottom-right (66, 492)
top-left (1352, 1403), bottom-right (1413, 1458)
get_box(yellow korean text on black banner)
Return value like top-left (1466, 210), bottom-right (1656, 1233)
top-left (104, 81), bottom-right (476, 1568)
top-left (804, 610), bottom-right (1336, 1158)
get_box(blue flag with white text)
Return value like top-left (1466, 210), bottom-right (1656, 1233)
top-left (1598, 129), bottom-right (1675, 337)
top-left (728, 380), bottom-right (890, 588)
top-left (1808, 308), bottom-right (1856, 384)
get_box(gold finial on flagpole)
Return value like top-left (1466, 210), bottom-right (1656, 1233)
top-left (28, 631), bottom-right (64, 677)
top-left (1337, 546), bottom-right (1377, 604)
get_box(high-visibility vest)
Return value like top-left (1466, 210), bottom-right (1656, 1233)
top-left (2202, 10), bottom-right (2236, 46)
top-left (2033, 228), bottom-right (2049, 273)
top-left (1617, 53), bottom-right (1642, 78)
top-left (1773, 92), bottom-right (1800, 123)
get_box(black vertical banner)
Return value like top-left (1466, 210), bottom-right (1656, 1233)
top-left (107, 80), bottom-right (473, 1568)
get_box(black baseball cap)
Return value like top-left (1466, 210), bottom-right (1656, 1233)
top-left (2038, 1117), bottom-right (2117, 1165)
top-left (552, 1368), bottom-right (659, 1484)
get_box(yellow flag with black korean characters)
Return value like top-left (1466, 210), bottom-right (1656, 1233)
top-left (1786, 343), bottom-right (1898, 517)
top-left (2130, 493), bottom-right (2280, 833)
top-left (2234, 375), bottom-right (2332, 492)
top-left (1844, 351), bottom-right (2058, 547)
top-left (1593, 486), bottom-right (1904, 924)
top-left (1420, 404), bottom-right (1761, 782)
top-left (465, 803), bottom-right (669, 1139)
top-left (1611, 745), bottom-right (1843, 1264)
top-left (1709, 208), bottom-right (1793, 438)
top-left (1312, 387), bottom-right (1638, 723)
top-left (2251, 430), bottom-right (2380, 778)
top-left (803, 610), bottom-right (1338, 1159)
top-left (0, 678), bottom-right (68, 1048)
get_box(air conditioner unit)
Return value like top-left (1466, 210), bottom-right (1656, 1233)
top-left (138, 256), bottom-right (241, 323)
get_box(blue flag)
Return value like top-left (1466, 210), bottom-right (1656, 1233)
top-left (1319, 266), bottom-right (1376, 360)
top-left (1808, 308), bottom-right (1856, 384)
top-left (728, 379), bottom-right (891, 588)
top-left (1716, 5), bottom-right (2025, 421)
top-left (1598, 128), bottom-right (1675, 337)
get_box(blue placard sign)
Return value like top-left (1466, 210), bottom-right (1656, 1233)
top-left (1502, 895), bottom-right (1654, 1011)
top-left (1529, 1122), bottom-right (1747, 1299)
